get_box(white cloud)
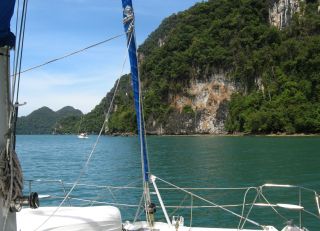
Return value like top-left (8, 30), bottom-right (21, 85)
top-left (20, 92), bottom-right (105, 116)
top-left (17, 69), bottom-right (123, 116)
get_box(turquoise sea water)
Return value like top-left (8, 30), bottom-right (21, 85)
top-left (16, 135), bottom-right (320, 230)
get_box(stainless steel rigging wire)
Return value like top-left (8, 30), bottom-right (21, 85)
top-left (14, 33), bottom-right (125, 76)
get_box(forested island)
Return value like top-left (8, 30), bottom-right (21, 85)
top-left (17, 0), bottom-right (320, 135)
top-left (17, 106), bottom-right (83, 134)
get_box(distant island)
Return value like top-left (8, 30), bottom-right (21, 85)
top-left (18, 0), bottom-right (320, 135)
top-left (17, 106), bottom-right (83, 134)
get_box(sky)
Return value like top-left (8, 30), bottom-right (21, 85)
top-left (12, 0), bottom-right (203, 116)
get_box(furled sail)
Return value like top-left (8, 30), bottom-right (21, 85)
top-left (0, 0), bottom-right (16, 47)
top-left (121, 0), bottom-right (150, 183)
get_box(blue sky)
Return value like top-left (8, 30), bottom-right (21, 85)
top-left (14, 0), bottom-right (203, 116)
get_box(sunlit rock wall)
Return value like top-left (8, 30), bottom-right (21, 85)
top-left (146, 71), bottom-right (235, 135)
top-left (269, 0), bottom-right (303, 29)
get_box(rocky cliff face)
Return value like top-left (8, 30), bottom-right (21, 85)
top-left (269, 0), bottom-right (303, 29)
top-left (146, 71), bottom-right (235, 135)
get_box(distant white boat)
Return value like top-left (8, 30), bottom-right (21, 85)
top-left (77, 133), bottom-right (88, 139)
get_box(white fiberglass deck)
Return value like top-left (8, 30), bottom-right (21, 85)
top-left (17, 206), bottom-right (122, 231)
top-left (123, 221), bottom-right (278, 231)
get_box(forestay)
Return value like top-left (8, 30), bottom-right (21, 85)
top-left (121, 0), bottom-right (150, 183)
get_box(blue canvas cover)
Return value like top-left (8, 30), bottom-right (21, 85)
top-left (0, 0), bottom-right (16, 47)
top-left (122, 0), bottom-right (150, 183)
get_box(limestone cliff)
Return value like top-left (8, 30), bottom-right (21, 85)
top-left (269, 0), bottom-right (303, 29)
top-left (146, 72), bottom-right (235, 135)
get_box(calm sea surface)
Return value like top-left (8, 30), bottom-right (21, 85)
top-left (16, 135), bottom-right (320, 230)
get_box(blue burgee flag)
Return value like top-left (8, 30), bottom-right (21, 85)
top-left (0, 0), bottom-right (16, 47)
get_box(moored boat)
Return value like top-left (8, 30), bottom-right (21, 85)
top-left (77, 133), bottom-right (88, 139)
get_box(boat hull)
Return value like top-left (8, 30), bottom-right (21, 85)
top-left (77, 135), bottom-right (88, 139)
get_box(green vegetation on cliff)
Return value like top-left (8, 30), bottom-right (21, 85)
top-left (107, 75), bottom-right (137, 134)
top-left (225, 2), bottom-right (320, 134)
top-left (139, 0), bottom-right (320, 134)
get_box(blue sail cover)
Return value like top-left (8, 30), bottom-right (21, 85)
top-left (0, 0), bottom-right (16, 47)
top-left (121, 0), bottom-right (150, 182)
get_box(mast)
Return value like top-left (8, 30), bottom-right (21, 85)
top-left (0, 48), bottom-right (17, 231)
top-left (121, 0), bottom-right (153, 222)
top-left (0, 1), bottom-right (17, 230)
